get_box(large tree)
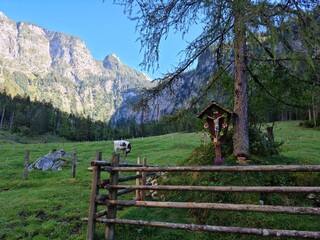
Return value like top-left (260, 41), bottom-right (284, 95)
top-left (113, 0), bottom-right (320, 157)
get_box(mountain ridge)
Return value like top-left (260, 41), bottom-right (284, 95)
top-left (0, 11), bottom-right (224, 125)
top-left (0, 11), bottom-right (155, 123)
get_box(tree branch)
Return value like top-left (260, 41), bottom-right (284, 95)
top-left (246, 64), bottom-right (309, 109)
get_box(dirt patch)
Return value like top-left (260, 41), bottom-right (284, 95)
top-left (36, 210), bottom-right (47, 221)
top-left (71, 222), bottom-right (83, 234)
top-left (18, 211), bottom-right (29, 218)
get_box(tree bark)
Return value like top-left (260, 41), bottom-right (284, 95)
top-left (0, 104), bottom-right (5, 128)
top-left (9, 110), bottom-right (14, 132)
top-left (233, 0), bottom-right (249, 157)
top-left (312, 95), bottom-right (317, 127)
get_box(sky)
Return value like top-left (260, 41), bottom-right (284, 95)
top-left (0, 0), bottom-right (201, 79)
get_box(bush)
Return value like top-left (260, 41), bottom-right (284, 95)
top-left (216, 126), bottom-right (283, 159)
top-left (18, 126), bottom-right (33, 136)
top-left (249, 127), bottom-right (283, 157)
top-left (299, 120), bottom-right (314, 128)
top-left (184, 126), bottom-right (283, 165)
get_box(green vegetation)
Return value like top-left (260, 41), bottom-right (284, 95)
top-left (0, 92), bottom-right (200, 143)
top-left (0, 131), bottom-right (202, 239)
top-left (0, 121), bottom-right (319, 239)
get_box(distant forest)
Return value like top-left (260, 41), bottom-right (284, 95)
top-left (0, 92), bottom-right (198, 141)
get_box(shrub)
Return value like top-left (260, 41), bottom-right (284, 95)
top-left (299, 120), bottom-right (319, 128)
top-left (249, 127), bottom-right (283, 157)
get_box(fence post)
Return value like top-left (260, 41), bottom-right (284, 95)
top-left (136, 157), bottom-right (141, 200)
top-left (105, 153), bottom-right (119, 240)
top-left (141, 157), bottom-right (147, 200)
top-left (72, 148), bottom-right (77, 178)
top-left (23, 150), bottom-right (30, 180)
top-left (87, 152), bottom-right (102, 240)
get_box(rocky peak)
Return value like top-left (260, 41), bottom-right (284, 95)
top-left (0, 11), bottom-right (8, 20)
top-left (103, 53), bottom-right (122, 70)
top-left (45, 31), bottom-right (101, 78)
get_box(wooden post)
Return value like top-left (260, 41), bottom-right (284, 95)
top-left (141, 157), bottom-right (147, 201)
top-left (121, 149), bottom-right (126, 164)
top-left (72, 148), bottom-right (77, 178)
top-left (202, 131), bottom-right (207, 146)
top-left (135, 157), bottom-right (141, 200)
top-left (23, 150), bottom-right (30, 180)
top-left (119, 149), bottom-right (126, 178)
top-left (87, 152), bottom-right (102, 240)
top-left (105, 153), bottom-right (119, 240)
top-left (214, 141), bottom-right (223, 165)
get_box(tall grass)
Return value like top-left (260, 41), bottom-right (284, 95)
top-left (0, 121), bottom-right (319, 239)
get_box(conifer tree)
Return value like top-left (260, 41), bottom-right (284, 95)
top-left (113, 0), bottom-right (320, 157)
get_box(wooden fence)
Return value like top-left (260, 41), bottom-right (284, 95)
top-left (84, 152), bottom-right (320, 239)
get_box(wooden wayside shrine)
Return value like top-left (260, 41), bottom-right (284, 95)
top-left (198, 101), bottom-right (233, 165)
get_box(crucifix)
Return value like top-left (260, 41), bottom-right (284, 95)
top-left (198, 102), bottom-right (233, 165)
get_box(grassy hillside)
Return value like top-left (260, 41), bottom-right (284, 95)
top-left (0, 130), bottom-right (69, 144)
top-left (0, 121), bottom-right (319, 239)
top-left (274, 121), bottom-right (320, 164)
top-left (0, 131), bottom-right (202, 240)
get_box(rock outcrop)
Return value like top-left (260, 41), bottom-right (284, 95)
top-left (28, 149), bottom-right (72, 171)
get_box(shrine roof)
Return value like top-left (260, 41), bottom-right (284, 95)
top-left (197, 101), bottom-right (233, 119)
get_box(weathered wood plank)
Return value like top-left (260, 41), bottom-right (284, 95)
top-left (108, 200), bottom-right (320, 215)
top-left (86, 152), bottom-right (102, 240)
top-left (141, 157), bottom-right (147, 200)
top-left (96, 218), bottom-right (320, 239)
top-left (99, 172), bottom-right (156, 187)
top-left (90, 160), bottom-right (111, 166)
top-left (105, 153), bottom-right (119, 240)
top-left (106, 165), bottom-right (320, 172)
top-left (111, 185), bottom-right (320, 193)
top-left (135, 157), bottom-right (141, 200)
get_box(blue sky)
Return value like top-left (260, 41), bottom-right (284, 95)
top-left (0, 0), bottom-right (200, 79)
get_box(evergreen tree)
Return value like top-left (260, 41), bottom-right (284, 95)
top-left (113, 0), bottom-right (320, 157)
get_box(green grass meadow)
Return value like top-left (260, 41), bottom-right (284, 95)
top-left (0, 121), bottom-right (319, 239)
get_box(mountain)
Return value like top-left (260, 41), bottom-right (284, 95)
top-left (0, 12), bottom-right (154, 123)
top-left (0, 12), bottom-right (226, 125)
top-left (110, 47), bottom-right (228, 124)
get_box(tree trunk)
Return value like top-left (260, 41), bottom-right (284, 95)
top-left (308, 108), bottom-right (312, 122)
top-left (312, 95), bottom-right (317, 127)
top-left (0, 104), bottom-right (5, 128)
top-left (233, 0), bottom-right (249, 158)
top-left (9, 110), bottom-right (14, 132)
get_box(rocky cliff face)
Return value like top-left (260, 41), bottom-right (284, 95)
top-left (110, 48), bottom-right (226, 124)
top-left (0, 12), bottom-right (154, 122)
top-left (0, 12), bottom-right (224, 124)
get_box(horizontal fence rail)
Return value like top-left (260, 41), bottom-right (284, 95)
top-left (98, 218), bottom-right (320, 239)
top-left (110, 185), bottom-right (320, 193)
top-left (101, 165), bottom-right (320, 172)
top-left (107, 200), bottom-right (320, 215)
top-left (86, 154), bottom-right (320, 240)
